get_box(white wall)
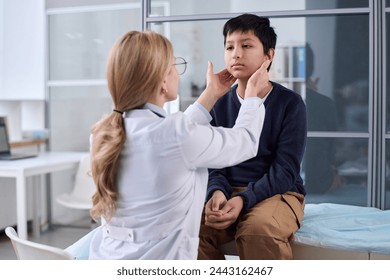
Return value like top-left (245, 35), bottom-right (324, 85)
top-left (0, 101), bottom-right (45, 141)
top-left (0, 0), bottom-right (3, 96)
top-left (0, 0), bottom-right (46, 139)
top-left (1, 0), bottom-right (45, 100)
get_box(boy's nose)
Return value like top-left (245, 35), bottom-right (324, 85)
top-left (232, 48), bottom-right (241, 59)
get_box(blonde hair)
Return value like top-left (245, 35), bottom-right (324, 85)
top-left (90, 31), bottom-right (174, 221)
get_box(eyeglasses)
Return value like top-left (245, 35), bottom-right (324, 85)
top-left (173, 57), bottom-right (187, 75)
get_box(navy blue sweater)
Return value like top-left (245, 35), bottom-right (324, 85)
top-left (208, 82), bottom-right (307, 212)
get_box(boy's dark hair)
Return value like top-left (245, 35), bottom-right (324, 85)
top-left (223, 13), bottom-right (277, 55)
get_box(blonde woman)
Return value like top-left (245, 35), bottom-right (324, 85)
top-left (86, 30), bottom-right (269, 259)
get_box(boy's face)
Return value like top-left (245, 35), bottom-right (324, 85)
top-left (224, 30), bottom-right (271, 80)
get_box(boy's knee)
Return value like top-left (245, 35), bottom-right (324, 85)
top-left (237, 214), bottom-right (279, 237)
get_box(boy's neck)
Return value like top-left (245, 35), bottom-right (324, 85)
top-left (236, 79), bottom-right (272, 99)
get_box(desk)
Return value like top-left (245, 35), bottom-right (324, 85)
top-left (0, 151), bottom-right (88, 239)
top-left (10, 139), bottom-right (48, 149)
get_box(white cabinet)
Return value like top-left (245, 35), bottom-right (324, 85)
top-left (0, 0), bottom-right (45, 100)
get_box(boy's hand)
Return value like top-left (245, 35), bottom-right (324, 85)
top-left (205, 190), bottom-right (226, 217)
top-left (205, 191), bottom-right (243, 230)
top-left (245, 59), bottom-right (271, 98)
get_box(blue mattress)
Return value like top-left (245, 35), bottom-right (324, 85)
top-left (295, 203), bottom-right (390, 255)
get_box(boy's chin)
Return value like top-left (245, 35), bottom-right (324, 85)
top-left (233, 73), bottom-right (251, 80)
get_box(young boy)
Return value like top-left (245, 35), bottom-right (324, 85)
top-left (198, 14), bottom-right (307, 260)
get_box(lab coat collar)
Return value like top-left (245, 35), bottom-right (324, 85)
top-left (143, 103), bottom-right (167, 118)
top-left (124, 102), bottom-right (167, 119)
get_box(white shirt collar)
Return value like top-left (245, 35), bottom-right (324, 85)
top-left (236, 86), bottom-right (272, 104)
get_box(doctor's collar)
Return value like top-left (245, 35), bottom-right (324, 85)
top-left (143, 103), bottom-right (167, 118)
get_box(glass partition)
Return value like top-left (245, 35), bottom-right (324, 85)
top-left (386, 13), bottom-right (390, 133)
top-left (149, 0), bottom-right (368, 17)
top-left (151, 20), bottom-right (226, 110)
top-left (386, 12), bottom-right (390, 208)
top-left (48, 7), bottom-right (141, 80)
top-left (304, 138), bottom-right (368, 206)
top-left (386, 141), bottom-right (390, 209)
top-left (152, 15), bottom-right (369, 133)
top-left (48, 86), bottom-right (112, 151)
top-left (46, 0), bottom-right (138, 9)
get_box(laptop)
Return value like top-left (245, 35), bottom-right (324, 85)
top-left (0, 117), bottom-right (38, 160)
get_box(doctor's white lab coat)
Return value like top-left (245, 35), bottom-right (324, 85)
top-left (89, 99), bottom-right (265, 259)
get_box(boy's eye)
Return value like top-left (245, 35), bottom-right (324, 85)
top-left (243, 44), bottom-right (251, 48)
top-left (225, 46), bottom-right (233, 51)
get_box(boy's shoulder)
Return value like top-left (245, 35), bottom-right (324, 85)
top-left (272, 82), bottom-right (298, 95)
top-left (270, 82), bottom-right (304, 102)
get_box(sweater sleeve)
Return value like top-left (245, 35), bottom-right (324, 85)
top-left (206, 168), bottom-right (232, 201)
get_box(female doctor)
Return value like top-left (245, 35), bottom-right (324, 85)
top-left (87, 30), bottom-right (269, 259)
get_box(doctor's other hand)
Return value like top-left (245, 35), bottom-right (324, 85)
top-left (245, 59), bottom-right (271, 98)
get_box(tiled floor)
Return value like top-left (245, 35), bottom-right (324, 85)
top-left (0, 223), bottom-right (92, 260)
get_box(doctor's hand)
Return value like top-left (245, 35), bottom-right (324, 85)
top-left (205, 193), bottom-right (243, 230)
top-left (245, 59), bottom-right (271, 98)
top-left (206, 61), bottom-right (237, 99)
top-left (196, 62), bottom-right (237, 112)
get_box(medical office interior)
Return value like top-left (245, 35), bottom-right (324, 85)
top-left (1, 0), bottom-right (390, 260)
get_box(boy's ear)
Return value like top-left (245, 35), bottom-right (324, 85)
top-left (266, 48), bottom-right (275, 60)
top-left (265, 49), bottom-right (275, 72)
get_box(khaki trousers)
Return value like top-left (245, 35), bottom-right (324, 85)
top-left (198, 188), bottom-right (305, 260)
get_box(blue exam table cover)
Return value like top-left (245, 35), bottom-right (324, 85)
top-left (295, 203), bottom-right (390, 255)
